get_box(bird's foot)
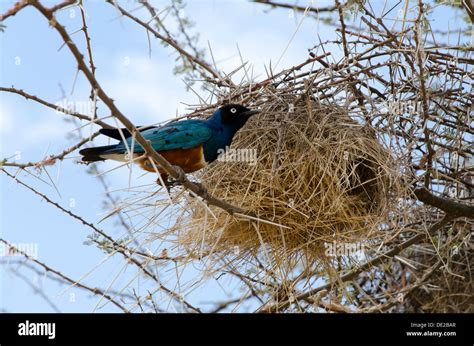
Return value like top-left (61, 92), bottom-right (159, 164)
top-left (167, 179), bottom-right (182, 188)
top-left (155, 166), bottom-right (187, 193)
top-left (156, 178), bottom-right (180, 193)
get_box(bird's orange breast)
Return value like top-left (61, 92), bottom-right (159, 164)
top-left (137, 144), bottom-right (206, 174)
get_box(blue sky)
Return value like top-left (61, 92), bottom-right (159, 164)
top-left (0, 0), bottom-right (469, 312)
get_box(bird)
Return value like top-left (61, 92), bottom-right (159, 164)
top-left (79, 104), bottom-right (259, 187)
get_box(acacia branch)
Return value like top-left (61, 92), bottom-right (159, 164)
top-left (0, 131), bottom-right (100, 168)
top-left (0, 258), bottom-right (156, 309)
top-left (414, 0), bottom-right (435, 188)
top-left (414, 188), bottom-right (474, 219)
top-left (107, 0), bottom-right (223, 82)
top-left (0, 237), bottom-right (129, 312)
top-left (252, 0), bottom-right (339, 14)
top-left (47, 0), bottom-right (76, 13)
top-left (0, 0), bottom-right (28, 21)
top-left (462, 0), bottom-right (474, 23)
top-left (0, 86), bottom-right (111, 128)
top-left (79, 0), bottom-right (95, 76)
top-left (0, 0), bottom-right (76, 21)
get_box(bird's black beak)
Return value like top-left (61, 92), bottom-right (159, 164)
top-left (241, 109), bottom-right (261, 117)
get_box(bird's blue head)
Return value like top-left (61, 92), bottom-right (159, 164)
top-left (202, 104), bottom-right (260, 162)
top-left (207, 104), bottom-right (260, 133)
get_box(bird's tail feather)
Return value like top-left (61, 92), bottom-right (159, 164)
top-left (79, 145), bottom-right (118, 162)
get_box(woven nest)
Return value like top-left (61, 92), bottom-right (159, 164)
top-left (175, 95), bottom-right (400, 265)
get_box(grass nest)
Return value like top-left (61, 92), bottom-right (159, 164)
top-left (175, 95), bottom-right (401, 266)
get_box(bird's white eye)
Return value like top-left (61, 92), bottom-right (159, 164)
top-left (230, 108), bottom-right (237, 113)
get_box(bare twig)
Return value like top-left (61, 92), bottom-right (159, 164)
top-left (0, 237), bottom-right (129, 312)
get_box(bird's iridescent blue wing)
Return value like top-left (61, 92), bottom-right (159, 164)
top-left (109, 120), bottom-right (212, 154)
